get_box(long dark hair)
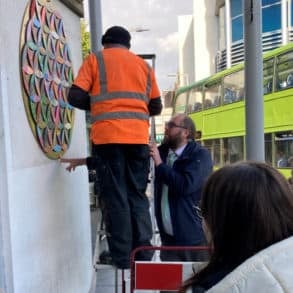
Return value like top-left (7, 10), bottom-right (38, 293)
top-left (180, 161), bottom-right (293, 292)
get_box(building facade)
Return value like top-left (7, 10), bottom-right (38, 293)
top-left (178, 0), bottom-right (293, 85)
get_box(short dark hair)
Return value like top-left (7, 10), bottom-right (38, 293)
top-left (101, 26), bottom-right (131, 48)
top-left (182, 115), bottom-right (196, 140)
top-left (181, 161), bottom-right (293, 291)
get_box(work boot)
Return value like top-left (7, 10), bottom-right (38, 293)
top-left (99, 250), bottom-right (130, 269)
top-left (99, 250), bottom-right (112, 265)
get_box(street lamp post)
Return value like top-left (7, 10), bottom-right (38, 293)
top-left (88, 0), bottom-right (103, 53)
top-left (168, 73), bottom-right (189, 88)
top-left (130, 27), bottom-right (150, 33)
top-left (244, 0), bottom-right (264, 161)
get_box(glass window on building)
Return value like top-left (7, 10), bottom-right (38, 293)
top-left (291, 0), bottom-right (293, 27)
top-left (231, 0), bottom-right (282, 43)
top-left (263, 58), bottom-right (274, 94)
top-left (262, 1), bottom-right (281, 33)
top-left (231, 16), bottom-right (243, 42)
top-left (204, 139), bottom-right (221, 166)
top-left (263, 0), bottom-right (280, 4)
top-left (223, 69), bottom-right (244, 103)
top-left (174, 92), bottom-right (188, 114)
top-left (231, 0), bottom-right (242, 17)
top-left (223, 136), bottom-right (244, 164)
top-left (275, 131), bottom-right (293, 168)
top-left (231, 0), bottom-right (243, 42)
top-left (204, 81), bottom-right (221, 109)
top-left (276, 51), bottom-right (293, 90)
top-left (187, 87), bottom-right (203, 113)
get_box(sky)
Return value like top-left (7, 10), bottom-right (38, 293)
top-left (84, 0), bottom-right (193, 91)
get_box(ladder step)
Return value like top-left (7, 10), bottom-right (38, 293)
top-left (94, 263), bottom-right (117, 271)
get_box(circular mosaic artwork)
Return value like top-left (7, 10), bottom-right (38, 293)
top-left (20, 0), bottom-right (75, 159)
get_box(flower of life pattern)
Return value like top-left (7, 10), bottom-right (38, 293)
top-left (20, 0), bottom-right (75, 159)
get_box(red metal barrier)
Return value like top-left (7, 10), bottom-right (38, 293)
top-left (130, 245), bottom-right (210, 292)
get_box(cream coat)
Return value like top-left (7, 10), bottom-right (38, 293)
top-left (207, 236), bottom-right (293, 292)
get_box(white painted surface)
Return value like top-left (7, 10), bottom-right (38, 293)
top-left (193, 0), bottom-right (218, 81)
top-left (178, 1), bottom-right (219, 85)
top-left (0, 1), bottom-right (92, 292)
top-left (178, 15), bottom-right (194, 86)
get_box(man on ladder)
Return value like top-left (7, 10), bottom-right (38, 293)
top-left (67, 26), bottom-right (162, 270)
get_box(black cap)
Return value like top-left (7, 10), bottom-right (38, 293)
top-left (101, 26), bottom-right (131, 48)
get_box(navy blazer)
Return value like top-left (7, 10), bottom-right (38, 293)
top-left (154, 140), bottom-right (213, 245)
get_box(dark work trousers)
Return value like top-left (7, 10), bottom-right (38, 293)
top-left (93, 144), bottom-right (153, 269)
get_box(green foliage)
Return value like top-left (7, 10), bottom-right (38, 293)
top-left (80, 19), bottom-right (91, 59)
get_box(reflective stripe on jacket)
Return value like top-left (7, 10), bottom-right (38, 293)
top-left (89, 49), bottom-right (153, 144)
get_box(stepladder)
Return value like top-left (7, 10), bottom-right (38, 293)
top-left (88, 188), bottom-right (123, 293)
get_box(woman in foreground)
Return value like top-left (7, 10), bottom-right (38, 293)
top-left (180, 161), bottom-right (293, 293)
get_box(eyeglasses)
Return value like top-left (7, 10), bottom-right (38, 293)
top-left (166, 121), bottom-right (187, 129)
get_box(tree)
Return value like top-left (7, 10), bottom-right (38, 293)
top-left (80, 19), bottom-right (90, 59)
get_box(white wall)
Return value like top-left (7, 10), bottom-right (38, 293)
top-left (193, 0), bottom-right (219, 80)
top-left (0, 63), bottom-right (14, 293)
top-left (0, 1), bottom-right (92, 292)
top-left (178, 15), bottom-right (194, 85)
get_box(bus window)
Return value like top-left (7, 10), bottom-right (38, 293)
top-left (204, 139), bottom-right (221, 166)
top-left (275, 131), bottom-right (293, 168)
top-left (223, 69), bottom-right (244, 103)
top-left (204, 81), bottom-right (221, 109)
top-left (188, 87), bottom-right (203, 113)
top-left (223, 88), bottom-right (235, 104)
top-left (265, 133), bottom-right (272, 165)
top-left (263, 58), bottom-right (274, 94)
top-left (174, 91), bottom-right (189, 114)
top-left (223, 136), bottom-right (244, 164)
top-left (276, 51), bottom-right (293, 90)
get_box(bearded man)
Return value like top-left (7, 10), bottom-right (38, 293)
top-left (149, 114), bottom-right (212, 263)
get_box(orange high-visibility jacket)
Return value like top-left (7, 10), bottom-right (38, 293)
top-left (73, 48), bottom-right (161, 145)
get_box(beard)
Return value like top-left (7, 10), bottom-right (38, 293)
top-left (164, 132), bottom-right (182, 150)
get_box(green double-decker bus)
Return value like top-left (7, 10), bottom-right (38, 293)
top-left (173, 43), bottom-right (293, 177)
